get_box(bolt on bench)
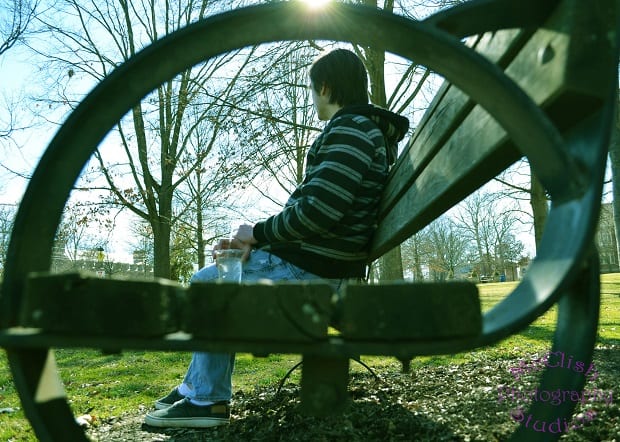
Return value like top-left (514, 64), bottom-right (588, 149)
top-left (1, 1), bottom-right (618, 441)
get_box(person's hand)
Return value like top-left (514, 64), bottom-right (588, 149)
top-left (213, 224), bottom-right (255, 262)
top-left (235, 224), bottom-right (257, 245)
top-left (232, 224), bottom-right (256, 261)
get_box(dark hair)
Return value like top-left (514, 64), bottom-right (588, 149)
top-left (309, 48), bottom-right (369, 107)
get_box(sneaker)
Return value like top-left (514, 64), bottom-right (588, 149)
top-left (154, 388), bottom-right (186, 410)
top-left (144, 398), bottom-right (230, 428)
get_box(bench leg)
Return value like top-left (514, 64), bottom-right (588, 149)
top-left (300, 354), bottom-right (350, 416)
top-left (510, 248), bottom-right (600, 442)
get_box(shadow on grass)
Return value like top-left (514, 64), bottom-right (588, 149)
top-left (96, 346), bottom-right (620, 441)
top-left (141, 386), bottom-right (460, 442)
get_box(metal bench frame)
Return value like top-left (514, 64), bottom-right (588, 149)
top-left (1, 1), bottom-right (618, 441)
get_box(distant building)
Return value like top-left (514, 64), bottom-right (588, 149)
top-left (51, 254), bottom-right (154, 280)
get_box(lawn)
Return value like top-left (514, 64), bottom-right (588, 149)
top-left (1, 274), bottom-right (618, 441)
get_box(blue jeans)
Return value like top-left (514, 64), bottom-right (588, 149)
top-left (182, 249), bottom-right (342, 402)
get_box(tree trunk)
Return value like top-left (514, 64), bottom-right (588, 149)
top-left (413, 234), bottom-right (424, 281)
top-left (609, 87), bottom-right (620, 265)
top-left (530, 171), bottom-right (548, 252)
top-left (152, 217), bottom-right (171, 278)
top-left (380, 246), bottom-right (404, 280)
top-left (193, 168), bottom-right (206, 270)
top-left (152, 175), bottom-right (174, 278)
top-left (362, 0), bottom-right (403, 281)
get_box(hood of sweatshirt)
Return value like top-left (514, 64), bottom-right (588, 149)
top-left (332, 104), bottom-right (410, 165)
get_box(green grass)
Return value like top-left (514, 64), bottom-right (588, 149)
top-left (1, 275), bottom-right (619, 441)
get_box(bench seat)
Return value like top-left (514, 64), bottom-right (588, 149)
top-left (11, 272), bottom-right (481, 350)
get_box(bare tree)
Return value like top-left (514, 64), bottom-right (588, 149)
top-left (493, 160), bottom-right (548, 252)
top-left (425, 216), bottom-right (469, 281)
top-left (173, 141), bottom-right (230, 271)
top-left (230, 43), bottom-right (320, 200)
top-left (453, 190), bottom-right (524, 277)
top-left (0, 0), bottom-right (39, 57)
top-left (33, 0), bottom-right (263, 278)
top-left (170, 221), bottom-right (197, 284)
top-left (401, 232), bottom-right (427, 281)
top-left (0, 204), bottom-right (17, 279)
top-left (128, 219), bottom-right (154, 275)
top-left (453, 193), bottom-right (491, 275)
top-left (50, 202), bottom-right (116, 274)
top-left (54, 204), bottom-right (94, 263)
top-left (0, 0), bottom-right (41, 153)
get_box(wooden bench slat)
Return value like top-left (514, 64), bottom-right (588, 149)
top-left (18, 273), bottom-right (485, 347)
top-left (0, 327), bottom-right (483, 358)
top-left (372, 30), bottom-right (529, 258)
top-left (339, 282), bottom-right (481, 340)
top-left (371, 5), bottom-right (611, 258)
top-left (379, 29), bottom-right (528, 221)
top-left (185, 281), bottom-right (333, 342)
top-left (19, 274), bottom-right (334, 343)
top-left (20, 273), bottom-right (181, 337)
top-left (371, 110), bottom-right (520, 259)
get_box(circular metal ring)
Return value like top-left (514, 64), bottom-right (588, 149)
top-left (1, 2), bottom-right (610, 440)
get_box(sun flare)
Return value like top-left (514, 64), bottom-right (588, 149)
top-left (300, 0), bottom-right (331, 10)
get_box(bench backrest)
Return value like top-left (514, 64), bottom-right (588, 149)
top-left (369, 3), bottom-right (611, 261)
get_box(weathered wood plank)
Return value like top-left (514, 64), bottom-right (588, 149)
top-left (15, 274), bottom-right (483, 352)
top-left (185, 281), bottom-right (333, 342)
top-left (20, 273), bottom-right (181, 337)
top-left (339, 282), bottom-right (480, 340)
top-left (371, 105), bottom-right (519, 259)
top-left (371, 4), bottom-right (610, 259)
top-left (379, 29), bottom-right (528, 221)
top-left (0, 326), bottom-right (489, 357)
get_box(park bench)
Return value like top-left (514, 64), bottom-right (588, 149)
top-left (1, 1), bottom-right (618, 440)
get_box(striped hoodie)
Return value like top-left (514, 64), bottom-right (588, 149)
top-left (253, 104), bottom-right (409, 278)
